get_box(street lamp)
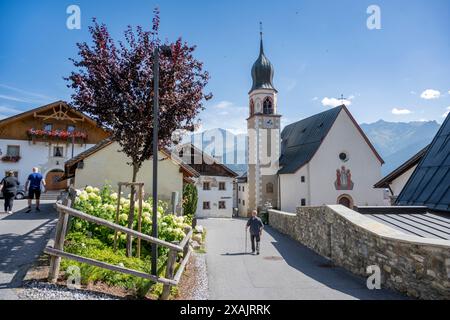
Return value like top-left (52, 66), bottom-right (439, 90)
top-left (151, 44), bottom-right (172, 276)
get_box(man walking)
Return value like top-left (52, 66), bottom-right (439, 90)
top-left (24, 167), bottom-right (46, 213)
top-left (246, 209), bottom-right (264, 255)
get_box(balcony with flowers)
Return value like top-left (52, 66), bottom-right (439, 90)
top-left (27, 128), bottom-right (88, 143)
top-left (1, 155), bottom-right (21, 163)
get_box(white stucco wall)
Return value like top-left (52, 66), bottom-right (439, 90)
top-left (279, 166), bottom-right (309, 212)
top-left (196, 176), bottom-right (235, 218)
top-left (237, 182), bottom-right (249, 217)
top-left (0, 139), bottom-right (94, 186)
top-left (73, 142), bottom-right (184, 207)
top-left (280, 109), bottom-right (384, 211)
top-left (390, 165), bottom-right (417, 196)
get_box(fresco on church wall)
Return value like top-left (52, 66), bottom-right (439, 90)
top-left (334, 166), bottom-right (354, 190)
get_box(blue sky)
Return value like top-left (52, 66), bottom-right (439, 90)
top-left (0, 0), bottom-right (449, 134)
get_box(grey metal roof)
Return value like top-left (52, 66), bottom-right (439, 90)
top-left (278, 106), bottom-right (343, 174)
top-left (396, 112), bottom-right (450, 212)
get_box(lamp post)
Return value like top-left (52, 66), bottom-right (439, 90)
top-left (151, 44), bottom-right (172, 276)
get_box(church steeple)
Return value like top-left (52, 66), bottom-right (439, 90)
top-left (250, 24), bottom-right (276, 93)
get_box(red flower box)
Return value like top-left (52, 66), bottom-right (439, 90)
top-left (27, 128), bottom-right (88, 141)
top-left (1, 155), bottom-right (21, 162)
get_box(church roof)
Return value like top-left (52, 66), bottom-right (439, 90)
top-left (250, 35), bottom-right (277, 93)
top-left (396, 112), bottom-right (450, 212)
top-left (278, 105), bottom-right (383, 174)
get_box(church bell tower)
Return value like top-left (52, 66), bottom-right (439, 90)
top-left (246, 27), bottom-right (281, 215)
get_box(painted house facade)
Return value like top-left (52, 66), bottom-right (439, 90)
top-left (0, 101), bottom-right (109, 190)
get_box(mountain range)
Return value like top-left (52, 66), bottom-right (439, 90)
top-left (182, 120), bottom-right (441, 177)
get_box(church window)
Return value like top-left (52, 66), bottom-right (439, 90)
top-left (301, 198), bottom-right (306, 206)
top-left (250, 99), bottom-right (255, 116)
top-left (243, 200), bottom-right (245, 206)
top-left (266, 182), bottom-right (274, 193)
top-left (339, 152), bottom-right (349, 162)
top-left (263, 97), bottom-right (273, 114)
top-left (301, 176), bottom-right (305, 183)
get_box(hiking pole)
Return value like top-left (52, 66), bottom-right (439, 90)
top-left (245, 228), bottom-right (247, 254)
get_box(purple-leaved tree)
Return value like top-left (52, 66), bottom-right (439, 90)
top-left (66, 9), bottom-right (211, 256)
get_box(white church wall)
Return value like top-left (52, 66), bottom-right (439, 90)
top-left (308, 110), bottom-right (384, 206)
top-left (279, 165), bottom-right (309, 212)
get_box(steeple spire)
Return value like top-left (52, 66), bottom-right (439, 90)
top-left (250, 22), bottom-right (276, 93)
top-left (259, 22), bottom-right (264, 54)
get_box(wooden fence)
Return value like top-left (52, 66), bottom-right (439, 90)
top-left (45, 192), bottom-right (193, 300)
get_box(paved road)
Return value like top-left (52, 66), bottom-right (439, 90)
top-left (202, 218), bottom-right (406, 300)
top-left (0, 200), bottom-right (57, 299)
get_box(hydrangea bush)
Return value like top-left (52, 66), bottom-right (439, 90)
top-left (71, 185), bottom-right (190, 253)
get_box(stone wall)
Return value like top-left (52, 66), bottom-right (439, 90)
top-left (269, 206), bottom-right (450, 299)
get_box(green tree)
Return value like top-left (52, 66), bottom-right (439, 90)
top-left (182, 183), bottom-right (198, 218)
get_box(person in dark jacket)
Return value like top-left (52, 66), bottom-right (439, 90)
top-left (246, 209), bottom-right (264, 255)
top-left (0, 171), bottom-right (20, 214)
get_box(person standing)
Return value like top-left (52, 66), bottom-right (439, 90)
top-left (246, 209), bottom-right (264, 255)
top-left (0, 171), bottom-right (20, 214)
top-left (25, 167), bottom-right (46, 213)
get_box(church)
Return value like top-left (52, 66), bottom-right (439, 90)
top-left (237, 35), bottom-right (385, 216)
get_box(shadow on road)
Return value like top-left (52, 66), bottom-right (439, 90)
top-left (263, 225), bottom-right (406, 300)
top-left (0, 203), bottom-right (57, 294)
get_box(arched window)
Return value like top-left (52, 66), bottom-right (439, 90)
top-left (266, 182), bottom-right (274, 194)
top-left (263, 97), bottom-right (273, 114)
top-left (249, 99), bottom-right (254, 116)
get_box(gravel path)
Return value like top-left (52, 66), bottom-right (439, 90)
top-left (18, 281), bottom-right (122, 300)
top-left (191, 252), bottom-right (209, 300)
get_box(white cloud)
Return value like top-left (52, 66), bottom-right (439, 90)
top-left (213, 101), bottom-right (234, 109)
top-left (321, 97), bottom-right (351, 108)
top-left (312, 97), bottom-right (318, 101)
top-left (0, 105), bottom-right (22, 114)
top-left (392, 108), bottom-right (413, 115)
top-left (0, 84), bottom-right (55, 102)
top-left (420, 89), bottom-right (441, 100)
top-left (410, 91), bottom-right (417, 95)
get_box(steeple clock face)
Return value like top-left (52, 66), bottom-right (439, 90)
top-left (263, 118), bottom-right (274, 128)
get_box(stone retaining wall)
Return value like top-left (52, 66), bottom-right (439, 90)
top-left (269, 205), bottom-right (450, 299)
